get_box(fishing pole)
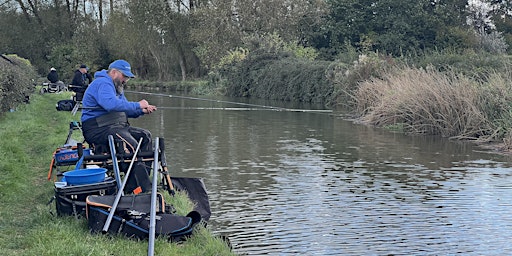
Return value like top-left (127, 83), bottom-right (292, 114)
top-left (125, 90), bottom-right (333, 113)
top-left (163, 107), bottom-right (334, 112)
top-left (73, 91), bottom-right (333, 113)
top-left (77, 106), bottom-right (332, 113)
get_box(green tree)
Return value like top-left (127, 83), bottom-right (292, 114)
top-left (119, 0), bottom-right (200, 80)
top-left (190, 0), bottom-right (327, 69)
top-left (322, 0), bottom-right (473, 56)
top-left (487, 0), bottom-right (512, 53)
top-left (0, 1), bottom-right (99, 75)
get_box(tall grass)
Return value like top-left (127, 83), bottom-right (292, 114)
top-left (354, 66), bottom-right (504, 141)
top-left (0, 92), bottom-right (234, 256)
top-left (477, 70), bottom-right (512, 148)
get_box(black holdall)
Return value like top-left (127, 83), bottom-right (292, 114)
top-left (53, 177), bottom-right (117, 217)
top-left (86, 193), bottom-right (201, 242)
top-left (56, 99), bottom-right (76, 111)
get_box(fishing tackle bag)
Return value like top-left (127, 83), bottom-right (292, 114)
top-left (86, 193), bottom-right (201, 242)
top-left (56, 99), bottom-right (76, 111)
top-left (53, 177), bottom-right (117, 217)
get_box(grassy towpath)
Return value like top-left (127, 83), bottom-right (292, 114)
top-left (0, 92), bottom-right (234, 256)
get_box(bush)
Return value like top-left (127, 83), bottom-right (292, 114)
top-left (476, 27), bottom-right (508, 54)
top-left (207, 33), bottom-right (329, 102)
top-left (221, 51), bottom-right (332, 103)
top-left (403, 49), bottom-right (512, 81)
top-left (0, 54), bottom-right (37, 114)
top-left (327, 52), bottom-right (395, 108)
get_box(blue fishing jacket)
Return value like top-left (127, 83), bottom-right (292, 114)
top-left (81, 70), bottom-right (143, 122)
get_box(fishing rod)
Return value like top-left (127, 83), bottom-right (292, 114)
top-left (76, 106), bottom-right (332, 113)
top-left (125, 90), bottom-right (333, 113)
top-left (167, 107), bottom-right (334, 113)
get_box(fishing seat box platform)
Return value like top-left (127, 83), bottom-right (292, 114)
top-left (54, 177), bottom-right (117, 217)
top-left (86, 193), bottom-right (201, 241)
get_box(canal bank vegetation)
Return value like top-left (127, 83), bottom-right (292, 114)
top-left (336, 51), bottom-right (512, 150)
top-left (207, 33), bottom-right (512, 149)
top-left (0, 92), bottom-right (234, 256)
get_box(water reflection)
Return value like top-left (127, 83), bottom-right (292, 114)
top-left (127, 91), bottom-right (512, 255)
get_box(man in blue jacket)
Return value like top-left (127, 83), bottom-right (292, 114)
top-left (81, 59), bottom-right (157, 150)
top-left (81, 59), bottom-right (157, 193)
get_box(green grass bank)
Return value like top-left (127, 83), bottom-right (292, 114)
top-left (0, 92), bottom-right (234, 256)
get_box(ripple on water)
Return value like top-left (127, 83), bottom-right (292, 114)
top-left (207, 163), bottom-right (512, 255)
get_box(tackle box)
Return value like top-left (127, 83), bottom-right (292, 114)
top-left (54, 177), bottom-right (117, 218)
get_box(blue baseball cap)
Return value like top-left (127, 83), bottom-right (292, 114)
top-left (108, 59), bottom-right (135, 78)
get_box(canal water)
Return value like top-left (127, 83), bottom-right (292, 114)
top-left (127, 90), bottom-right (512, 255)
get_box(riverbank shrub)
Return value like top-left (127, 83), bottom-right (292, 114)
top-left (0, 54), bottom-right (37, 114)
top-left (212, 33), bottom-right (331, 103)
top-left (220, 49), bottom-right (333, 103)
top-left (403, 50), bottom-right (512, 81)
top-left (327, 52), bottom-right (395, 108)
top-left (477, 71), bottom-right (512, 148)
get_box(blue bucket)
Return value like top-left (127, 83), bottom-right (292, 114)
top-left (63, 168), bottom-right (106, 185)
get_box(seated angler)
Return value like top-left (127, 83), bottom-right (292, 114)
top-left (47, 67), bottom-right (67, 91)
top-left (80, 59), bottom-right (158, 194)
top-left (70, 64), bottom-right (93, 101)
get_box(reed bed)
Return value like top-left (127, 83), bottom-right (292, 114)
top-left (355, 66), bottom-right (495, 140)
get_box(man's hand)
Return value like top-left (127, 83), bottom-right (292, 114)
top-left (139, 99), bottom-right (150, 109)
top-left (142, 105), bottom-right (157, 114)
top-left (139, 99), bottom-right (157, 114)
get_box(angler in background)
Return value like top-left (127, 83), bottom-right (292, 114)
top-left (70, 64), bottom-right (93, 101)
top-left (46, 67), bottom-right (67, 91)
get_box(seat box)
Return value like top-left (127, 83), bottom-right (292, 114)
top-left (54, 177), bottom-right (117, 217)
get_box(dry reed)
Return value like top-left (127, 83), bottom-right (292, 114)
top-left (478, 70), bottom-right (512, 148)
top-left (355, 66), bottom-right (494, 139)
